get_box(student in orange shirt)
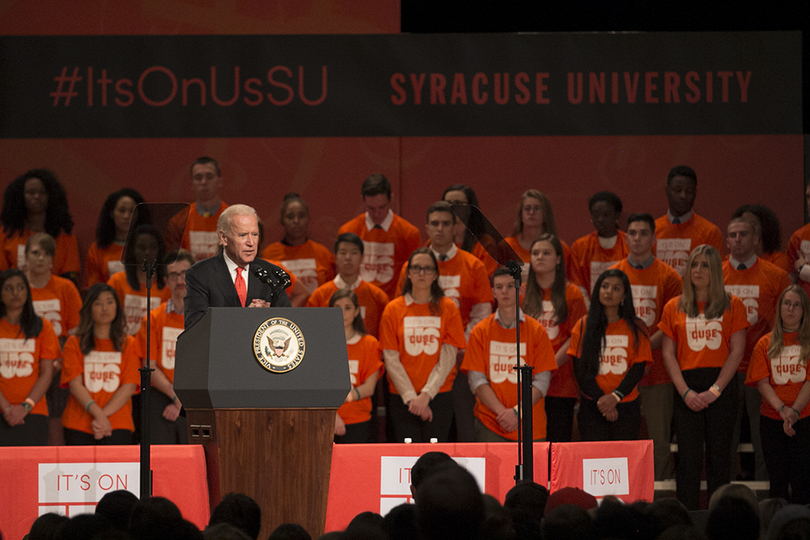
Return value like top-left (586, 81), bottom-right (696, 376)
top-left (731, 204), bottom-right (789, 273)
top-left (138, 250), bottom-right (195, 445)
top-left (0, 270), bottom-right (60, 446)
top-left (569, 191), bottom-right (628, 300)
top-left (61, 284), bottom-right (140, 445)
top-left (0, 169), bottom-right (80, 284)
top-left (462, 267), bottom-right (557, 441)
top-left (503, 189), bottom-right (571, 283)
top-left (380, 248), bottom-right (466, 443)
top-left (522, 233), bottom-right (588, 442)
top-left (786, 184), bottom-right (810, 299)
top-left (568, 269), bottom-right (651, 441)
top-left (660, 245), bottom-right (749, 510)
top-left (107, 224), bottom-right (171, 336)
top-left (746, 285), bottom-right (810, 504)
top-left (24, 233), bottom-right (82, 445)
top-left (331, 289), bottom-right (383, 444)
top-left (85, 188), bottom-right (145, 289)
top-left (261, 192), bottom-right (335, 295)
top-left (442, 184), bottom-right (498, 275)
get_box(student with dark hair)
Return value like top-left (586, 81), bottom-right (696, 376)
top-left (268, 523), bottom-right (311, 540)
top-left (108, 224), bottom-right (171, 335)
top-left (25, 512), bottom-right (69, 540)
top-left (568, 269), bottom-right (651, 441)
top-left (0, 169), bottom-right (80, 283)
top-left (442, 184), bottom-right (498, 274)
top-left (306, 233), bottom-right (389, 338)
top-left (95, 489), bottom-right (139, 531)
top-left (660, 245), bottom-right (749, 509)
top-left (415, 465), bottom-right (484, 540)
top-left (787, 184), bottom-right (810, 301)
top-left (655, 165), bottom-right (723, 277)
top-left (209, 492), bottom-right (262, 540)
top-left (746, 285), bottom-right (810, 504)
top-left (0, 269), bottom-right (60, 446)
top-left (380, 248), bottom-right (466, 442)
top-left (338, 173), bottom-right (422, 298)
top-left (60, 283), bottom-right (140, 445)
top-left (330, 289), bottom-right (383, 443)
top-left (262, 192), bottom-right (335, 294)
top-left (732, 204), bottom-right (788, 273)
top-left (569, 191), bottom-right (628, 300)
top-left (409, 451), bottom-right (456, 498)
top-left (611, 213), bottom-right (683, 479)
top-left (86, 188), bottom-right (145, 289)
top-left (522, 233), bottom-right (588, 442)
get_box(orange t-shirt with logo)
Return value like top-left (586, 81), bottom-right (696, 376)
top-left (569, 232), bottom-right (628, 297)
top-left (262, 240), bottom-right (336, 295)
top-left (167, 201), bottom-right (228, 262)
top-left (746, 332), bottom-right (810, 420)
top-left (379, 296), bottom-right (466, 395)
top-left (60, 335), bottom-right (141, 434)
top-left (723, 258), bottom-right (791, 372)
top-left (659, 296), bottom-right (749, 371)
top-left (526, 283), bottom-right (587, 399)
top-left (337, 334), bottom-right (384, 425)
top-left (85, 242), bottom-right (125, 289)
top-left (786, 223), bottom-right (810, 300)
top-left (306, 279), bottom-right (390, 338)
top-left (138, 303), bottom-right (184, 383)
top-left (30, 275), bottom-right (82, 338)
top-left (394, 249), bottom-right (493, 329)
top-left (0, 318), bottom-right (61, 417)
top-left (0, 228), bottom-right (80, 276)
top-left (611, 258), bottom-right (683, 385)
top-left (338, 213), bottom-right (422, 298)
top-left (568, 317), bottom-right (651, 402)
top-left (107, 272), bottom-right (171, 335)
top-left (462, 313), bottom-right (557, 439)
top-left (654, 213), bottom-right (723, 276)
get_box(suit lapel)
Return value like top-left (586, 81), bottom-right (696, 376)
top-left (213, 253), bottom-right (242, 306)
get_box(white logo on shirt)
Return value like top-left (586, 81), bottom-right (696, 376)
top-left (770, 345), bottom-right (807, 385)
top-left (0, 338), bottom-right (36, 378)
top-left (403, 316), bottom-right (441, 356)
top-left (160, 327), bottom-right (182, 370)
top-left (33, 298), bottom-right (64, 337)
top-left (599, 335), bottom-right (628, 375)
top-left (84, 351), bottom-right (122, 393)
top-left (685, 314), bottom-right (723, 351)
top-left (488, 340), bottom-right (527, 384)
top-left (657, 238), bottom-right (692, 276)
top-left (725, 285), bottom-right (761, 326)
top-left (361, 242), bottom-right (395, 285)
top-left (189, 231), bottom-right (219, 261)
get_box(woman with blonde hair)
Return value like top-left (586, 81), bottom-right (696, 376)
top-left (660, 244), bottom-right (749, 509)
top-left (746, 284), bottom-right (810, 504)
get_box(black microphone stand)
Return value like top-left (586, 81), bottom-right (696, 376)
top-left (139, 257), bottom-right (156, 499)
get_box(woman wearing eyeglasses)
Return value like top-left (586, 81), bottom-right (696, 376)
top-left (746, 285), bottom-right (810, 504)
top-left (380, 247), bottom-right (466, 442)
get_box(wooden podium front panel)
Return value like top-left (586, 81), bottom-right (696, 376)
top-left (189, 408), bottom-right (335, 539)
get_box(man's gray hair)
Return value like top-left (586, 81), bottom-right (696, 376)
top-left (218, 204), bottom-right (258, 236)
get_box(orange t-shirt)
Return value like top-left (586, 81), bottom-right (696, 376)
top-left (723, 258), bottom-right (791, 372)
top-left (337, 334), bottom-right (384, 425)
top-left (61, 335), bottom-right (141, 434)
top-left (0, 318), bottom-right (61, 417)
top-left (0, 228), bottom-right (80, 276)
top-left (30, 275), bottom-right (82, 338)
top-left (305, 278), bottom-right (390, 338)
top-left (746, 332), bottom-right (810, 420)
top-left (471, 241), bottom-right (499, 276)
top-left (786, 222), bottom-right (810, 299)
top-left (167, 201), bottom-right (228, 262)
top-left (659, 296), bottom-right (750, 371)
top-left (568, 317), bottom-right (651, 402)
top-left (654, 213), bottom-right (723, 276)
top-left (261, 240), bottom-right (335, 294)
top-left (138, 302), bottom-right (184, 383)
top-left (525, 283), bottom-right (587, 399)
top-left (85, 242), bottom-right (125, 289)
top-left (337, 213), bottom-right (422, 298)
top-left (761, 252), bottom-right (789, 274)
top-left (461, 313), bottom-right (557, 439)
top-left (394, 248), bottom-right (493, 330)
top-left (379, 296), bottom-right (466, 395)
top-left (569, 232), bottom-right (628, 297)
top-left (107, 271), bottom-right (171, 335)
top-left (611, 258), bottom-right (683, 385)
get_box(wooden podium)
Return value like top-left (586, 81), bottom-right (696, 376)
top-left (174, 308), bottom-right (349, 539)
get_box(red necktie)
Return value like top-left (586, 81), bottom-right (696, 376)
top-left (235, 267), bottom-right (247, 307)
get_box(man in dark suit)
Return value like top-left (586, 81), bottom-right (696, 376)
top-left (184, 204), bottom-right (291, 328)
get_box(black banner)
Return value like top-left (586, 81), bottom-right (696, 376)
top-left (0, 32), bottom-right (800, 138)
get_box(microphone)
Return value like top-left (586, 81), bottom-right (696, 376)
top-left (254, 266), bottom-right (291, 289)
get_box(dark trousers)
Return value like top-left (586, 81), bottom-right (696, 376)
top-left (672, 368), bottom-right (737, 510)
top-left (760, 414), bottom-right (810, 504)
top-left (577, 396), bottom-right (641, 442)
top-left (64, 428), bottom-right (133, 445)
top-left (148, 392), bottom-right (188, 445)
top-left (545, 396), bottom-right (577, 442)
top-left (388, 391), bottom-right (454, 443)
top-left (335, 419), bottom-right (373, 444)
top-left (0, 413), bottom-right (48, 446)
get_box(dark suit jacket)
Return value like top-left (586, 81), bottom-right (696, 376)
top-left (184, 252), bottom-right (292, 329)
